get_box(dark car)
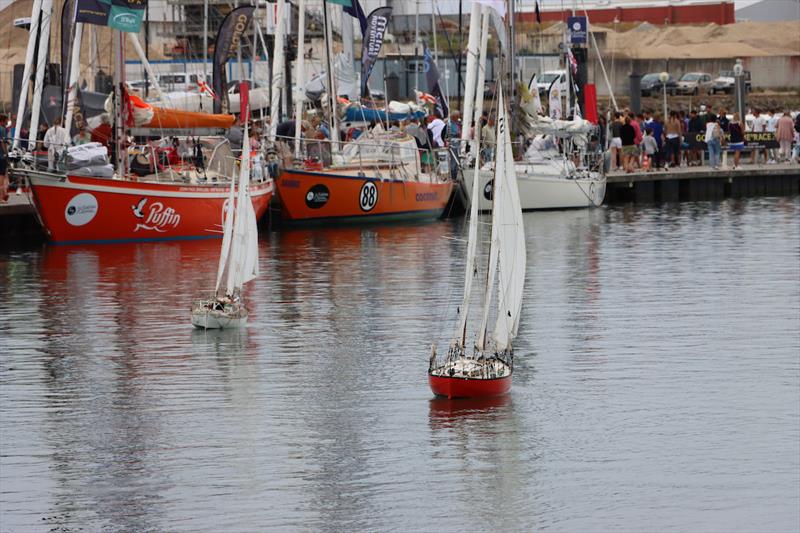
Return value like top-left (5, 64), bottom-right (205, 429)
top-left (640, 73), bottom-right (678, 96)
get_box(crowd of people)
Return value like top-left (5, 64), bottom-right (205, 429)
top-left (608, 106), bottom-right (800, 173)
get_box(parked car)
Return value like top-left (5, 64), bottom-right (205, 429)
top-left (640, 72), bottom-right (678, 96)
top-left (533, 69), bottom-right (568, 96)
top-left (711, 70), bottom-right (752, 94)
top-left (676, 72), bottom-right (714, 95)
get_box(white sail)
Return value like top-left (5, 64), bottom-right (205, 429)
top-left (458, 2), bottom-right (481, 156)
top-left (214, 174), bottom-right (236, 294)
top-left (226, 123), bottom-right (256, 295)
top-left (293, 0), bottom-right (307, 158)
top-left (492, 82), bottom-right (527, 350)
top-left (268, 0), bottom-right (286, 142)
top-left (454, 11), bottom-right (489, 348)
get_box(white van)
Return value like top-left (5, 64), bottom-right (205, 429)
top-left (531, 70), bottom-right (567, 96)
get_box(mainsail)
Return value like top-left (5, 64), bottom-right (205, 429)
top-left (492, 83), bottom-right (526, 350)
top-left (224, 123), bottom-right (259, 296)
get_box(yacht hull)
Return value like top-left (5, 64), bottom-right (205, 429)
top-left (20, 169), bottom-right (273, 244)
top-left (276, 168), bottom-right (453, 224)
top-left (428, 372), bottom-right (512, 399)
top-left (466, 164), bottom-right (605, 211)
top-left (191, 309), bottom-right (248, 329)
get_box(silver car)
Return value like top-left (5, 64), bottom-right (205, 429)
top-left (676, 72), bottom-right (714, 95)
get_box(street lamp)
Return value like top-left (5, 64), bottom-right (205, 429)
top-left (659, 71), bottom-right (669, 119)
top-left (733, 59), bottom-right (745, 122)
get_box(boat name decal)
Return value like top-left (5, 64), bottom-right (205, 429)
top-left (281, 179), bottom-right (300, 189)
top-left (64, 193), bottom-right (98, 226)
top-left (305, 184), bottom-right (330, 209)
top-left (359, 181), bottom-right (378, 212)
top-left (415, 192), bottom-right (438, 202)
top-left (133, 199), bottom-right (181, 232)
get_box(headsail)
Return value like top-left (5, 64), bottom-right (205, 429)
top-left (226, 122), bottom-right (258, 296)
top-left (492, 81), bottom-right (526, 350)
top-left (215, 174), bottom-right (236, 295)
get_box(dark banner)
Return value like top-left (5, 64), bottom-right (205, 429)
top-left (344, 0), bottom-right (368, 35)
top-left (75, 0), bottom-right (147, 32)
top-left (61, 0), bottom-right (75, 115)
top-left (75, 0), bottom-right (110, 26)
top-left (423, 44), bottom-right (449, 118)
top-left (212, 6), bottom-right (255, 113)
top-left (360, 6), bottom-right (391, 98)
top-left (684, 131), bottom-right (780, 150)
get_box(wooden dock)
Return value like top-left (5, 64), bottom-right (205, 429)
top-left (606, 162), bottom-right (800, 203)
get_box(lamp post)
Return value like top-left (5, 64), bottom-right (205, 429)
top-left (733, 59), bottom-right (745, 122)
top-left (659, 71), bottom-right (669, 118)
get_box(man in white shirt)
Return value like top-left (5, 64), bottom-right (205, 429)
top-left (765, 109), bottom-right (779, 163)
top-left (43, 118), bottom-right (71, 171)
top-left (749, 109), bottom-right (767, 165)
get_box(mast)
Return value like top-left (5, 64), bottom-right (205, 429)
top-left (64, 21), bottom-right (84, 134)
top-left (268, 0), bottom-right (286, 142)
top-left (470, 6), bottom-right (490, 158)
top-left (414, 0), bottom-right (420, 91)
top-left (458, 1), bottom-right (480, 157)
top-left (203, 0), bottom-right (208, 80)
top-left (322, 0), bottom-right (338, 153)
top-left (13, 0), bottom-right (44, 149)
top-left (293, 0), bottom-right (306, 158)
top-left (27, 0), bottom-right (54, 149)
top-left (113, 30), bottom-right (127, 177)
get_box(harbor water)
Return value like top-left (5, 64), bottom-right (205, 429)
top-left (1, 197), bottom-right (798, 532)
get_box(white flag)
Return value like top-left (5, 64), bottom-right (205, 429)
top-left (531, 75), bottom-right (543, 115)
top-left (474, 0), bottom-right (506, 18)
top-left (549, 83), bottom-right (562, 120)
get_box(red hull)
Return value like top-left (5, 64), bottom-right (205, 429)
top-left (276, 168), bottom-right (453, 224)
top-left (428, 372), bottom-right (512, 399)
top-left (24, 171), bottom-right (273, 244)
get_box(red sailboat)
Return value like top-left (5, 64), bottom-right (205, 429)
top-left (428, 79), bottom-right (526, 399)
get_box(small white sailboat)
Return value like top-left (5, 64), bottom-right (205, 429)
top-left (191, 122), bottom-right (259, 329)
top-left (429, 79), bottom-right (527, 399)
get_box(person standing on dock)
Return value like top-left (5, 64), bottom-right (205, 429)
top-left (704, 117), bottom-right (724, 170)
top-left (620, 117), bottom-right (637, 173)
top-left (665, 112), bottom-right (683, 170)
top-left (610, 112), bottom-right (623, 171)
top-left (728, 113), bottom-right (746, 170)
top-left (688, 110), bottom-right (705, 166)
top-left (775, 111), bottom-right (795, 163)
top-left (749, 109), bottom-right (767, 165)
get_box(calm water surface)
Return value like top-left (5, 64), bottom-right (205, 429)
top-left (1, 197), bottom-right (799, 532)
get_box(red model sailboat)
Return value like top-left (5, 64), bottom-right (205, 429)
top-left (428, 79), bottom-right (526, 399)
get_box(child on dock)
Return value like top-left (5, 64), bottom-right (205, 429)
top-left (643, 129), bottom-right (658, 172)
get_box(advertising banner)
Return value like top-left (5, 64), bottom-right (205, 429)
top-left (360, 7), bottom-right (392, 97)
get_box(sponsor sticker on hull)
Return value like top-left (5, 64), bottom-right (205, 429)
top-left (65, 193), bottom-right (99, 226)
top-left (132, 198), bottom-right (182, 233)
top-left (305, 185), bottom-right (330, 209)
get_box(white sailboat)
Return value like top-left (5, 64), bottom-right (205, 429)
top-left (191, 122), bottom-right (259, 329)
top-left (429, 79), bottom-right (526, 399)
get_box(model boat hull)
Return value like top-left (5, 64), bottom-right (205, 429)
top-left (276, 168), bottom-right (453, 224)
top-left (428, 372), bottom-right (512, 399)
top-left (191, 309), bottom-right (248, 329)
top-left (21, 170), bottom-right (273, 244)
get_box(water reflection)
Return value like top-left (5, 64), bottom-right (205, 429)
top-left (1, 198), bottom-right (798, 531)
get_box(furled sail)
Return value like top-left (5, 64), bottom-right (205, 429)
top-left (492, 82), bottom-right (526, 350)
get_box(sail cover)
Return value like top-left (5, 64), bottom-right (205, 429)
top-left (492, 82), bottom-right (526, 350)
